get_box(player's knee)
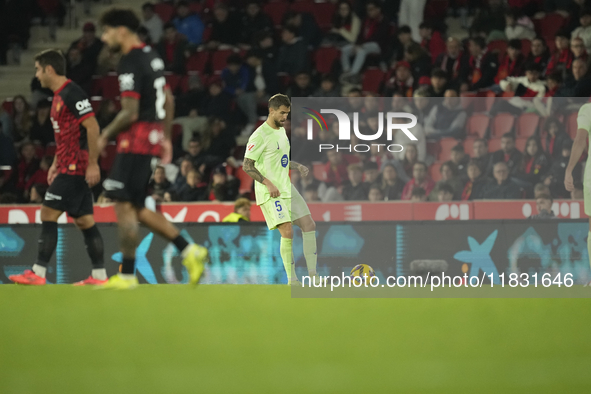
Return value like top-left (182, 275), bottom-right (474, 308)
top-left (305, 219), bottom-right (316, 232)
top-left (40, 205), bottom-right (61, 222)
top-left (74, 215), bottom-right (95, 230)
top-left (279, 223), bottom-right (293, 239)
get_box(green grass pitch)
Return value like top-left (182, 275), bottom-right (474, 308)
top-left (1, 285), bottom-right (590, 393)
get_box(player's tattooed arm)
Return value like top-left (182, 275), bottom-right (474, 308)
top-left (243, 158), bottom-right (266, 184)
top-left (101, 97), bottom-right (139, 140)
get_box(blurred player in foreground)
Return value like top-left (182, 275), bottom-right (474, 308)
top-left (243, 94), bottom-right (320, 285)
top-left (97, 8), bottom-right (207, 289)
top-left (9, 49), bottom-right (107, 286)
top-left (565, 102), bottom-right (591, 285)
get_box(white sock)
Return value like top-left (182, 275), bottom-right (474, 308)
top-left (119, 273), bottom-right (135, 280)
top-left (92, 268), bottom-right (107, 281)
top-left (32, 264), bottom-right (47, 278)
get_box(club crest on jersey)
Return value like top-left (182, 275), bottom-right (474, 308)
top-left (247, 143), bottom-right (255, 151)
top-left (119, 73), bottom-right (134, 91)
top-left (54, 100), bottom-right (63, 113)
top-left (281, 154), bottom-right (288, 168)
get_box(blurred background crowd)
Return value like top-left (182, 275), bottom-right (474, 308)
top-left (0, 0), bottom-right (590, 207)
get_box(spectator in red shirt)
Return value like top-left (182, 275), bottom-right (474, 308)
top-left (24, 155), bottom-right (51, 194)
top-left (156, 23), bottom-right (187, 75)
top-left (419, 21), bottom-right (445, 63)
top-left (402, 143), bottom-right (419, 179)
top-left (383, 60), bottom-right (415, 97)
top-left (514, 137), bottom-right (550, 190)
top-left (401, 162), bottom-right (435, 200)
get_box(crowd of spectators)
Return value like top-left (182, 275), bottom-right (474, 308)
top-left (2, 0), bottom-right (591, 205)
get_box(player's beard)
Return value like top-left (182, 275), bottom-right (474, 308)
top-left (274, 117), bottom-right (284, 128)
top-left (108, 42), bottom-right (122, 52)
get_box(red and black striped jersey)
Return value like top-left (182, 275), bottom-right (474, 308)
top-left (116, 44), bottom-right (166, 156)
top-left (50, 79), bottom-right (93, 176)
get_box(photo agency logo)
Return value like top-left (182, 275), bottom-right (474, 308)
top-left (302, 107), bottom-right (418, 153)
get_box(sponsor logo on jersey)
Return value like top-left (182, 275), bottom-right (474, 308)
top-left (151, 58), bottom-right (165, 72)
top-left (281, 154), bottom-right (288, 168)
top-left (75, 99), bottom-right (93, 115)
top-left (119, 73), bottom-right (135, 91)
top-left (50, 116), bottom-right (60, 133)
top-left (45, 192), bottom-right (62, 201)
top-left (148, 129), bottom-right (161, 145)
top-left (247, 144), bottom-right (255, 151)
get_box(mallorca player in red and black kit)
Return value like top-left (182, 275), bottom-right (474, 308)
top-left (9, 49), bottom-right (107, 286)
top-left (97, 8), bottom-right (207, 289)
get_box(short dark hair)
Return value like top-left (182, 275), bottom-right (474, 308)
top-left (438, 183), bottom-right (455, 195)
top-left (502, 132), bottom-right (515, 141)
top-left (163, 22), bottom-right (176, 31)
top-left (555, 28), bottom-right (570, 39)
top-left (475, 137), bottom-right (487, 145)
top-left (100, 7), bottom-right (141, 31)
top-left (525, 61), bottom-right (542, 73)
top-left (414, 161), bottom-right (428, 172)
top-left (304, 184), bottom-right (318, 193)
top-left (34, 49), bottom-right (66, 76)
top-left (537, 193), bottom-right (553, 203)
top-left (398, 25), bottom-right (411, 35)
top-left (364, 161), bottom-right (378, 171)
top-left (470, 37), bottom-right (486, 49)
top-left (268, 94), bottom-right (291, 109)
top-left (419, 21), bottom-right (433, 30)
top-left (451, 144), bottom-right (465, 154)
top-left (177, 0), bottom-right (189, 8)
top-left (441, 160), bottom-right (458, 176)
top-left (142, 2), bottom-right (154, 11)
top-left (226, 54), bottom-right (242, 65)
top-left (508, 39), bottom-right (522, 50)
top-left (282, 25), bottom-right (298, 36)
top-left (546, 71), bottom-right (563, 83)
top-left (431, 68), bottom-right (447, 79)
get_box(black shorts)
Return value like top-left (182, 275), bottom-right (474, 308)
top-left (43, 174), bottom-right (94, 218)
top-left (103, 153), bottom-right (157, 207)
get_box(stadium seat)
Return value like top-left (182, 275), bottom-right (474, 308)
top-left (101, 73), bottom-right (120, 100)
top-left (186, 51), bottom-right (210, 74)
top-left (289, 1), bottom-right (314, 13)
top-left (312, 2), bottom-right (337, 30)
top-left (202, 25), bottom-right (212, 43)
top-left (171, 124), bottom-right (183, 146)
top-left (314, 46), bottom-right (340, 75)
top-left (463, 137), bottom-right (477, 155)
top-left (34, 145), bottom-right (45, 159)
top-left (362, 68), bottom-right (385, 94)
top-left (466, 114), bottom-right (490, 138)
top-left (164, 73), bottom-right (182, 94)
top-left (100, 142), bottom-right (118, 173)
top-left (491, 113), bottom-right (515, 138)
top-left (535, 13), bottom-right (566, 39)
top-left (211, 49), bottom-right (235, 74)
top-left (516, 113), bottom-right (540, 137)
top-left (437, 138), bottom-right (459, 161)
top-left (1, 98), bottom-right (13, 114)
top-left (472, 90), bottom-right (495, 113)
top-left (515, 137), bottom-right (527, 152)
top-left (90, 75), bottom-right (102, 96)
top-left (488, 40), bottom-right (508, 58)
top-left (521, 39), bottom-right (531, 57)
top-left (567, 112), bottom-right (579, 139)
top-left (488, 138), bottom-right (502, 152)
top-left (45, 143), bottom-right (56, 157)
top-left (426, 141), bottom-right (439, 158)
top-left (263, 2), bottom-right (289, 27)
top-left (235, 166), bottom-right (254, 194)
top-left (90, 96), bottom-right (102, 112)
top-left (313, 162), bottom-right (327, 181)
top-left (429, 162), bottom-right (443, 182)
top-left (154, 2), bottom-right (175, 23)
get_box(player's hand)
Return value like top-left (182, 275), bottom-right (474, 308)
top-left (47, 164), bottom-right (58, 185)
top-left (564, 171), bottom-right (574, 192)
top-left (160, 139), bottom-right (173, 165)
top-left (96, 136), bottom-right (108, 154)
top-left (298, 164), bottom-right (309, 178)
top-left (264, 180), bottom-right (281, 198)
top-left (86, 163), bottom-right (100, 187)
